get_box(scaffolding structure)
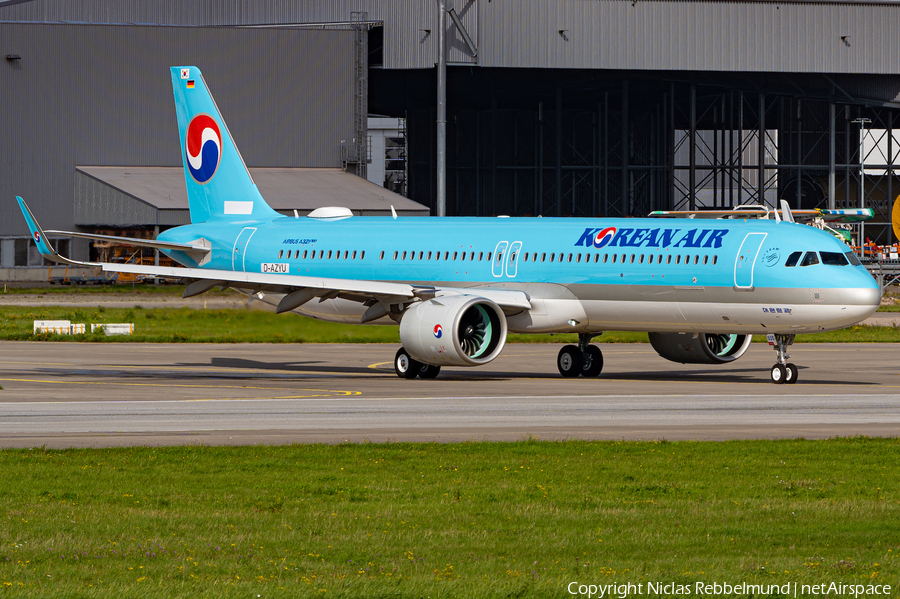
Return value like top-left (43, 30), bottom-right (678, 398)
top-left (396, 71), bottom-right (900, 245)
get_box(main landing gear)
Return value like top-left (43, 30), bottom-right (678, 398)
top-left (769, 334), bottom-right (798, 384)
top-left (394, 347), bottom-right (441, 379)
top-left (557, 333), bottom-right (604, 378)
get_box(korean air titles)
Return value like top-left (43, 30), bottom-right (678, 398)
top-left (575, 227), bottom-right (729, 249)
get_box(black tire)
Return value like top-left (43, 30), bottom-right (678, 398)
top-left (394, 347), bottom-right (420, 379)
top-left (785, 363), bottom-right (798, 385)
top-left (582, 345), bottom-right (604, 377)
top-left (557, 345), bottom-right (584, 377)
top-left (418, 364), bottom-right (441, 379)
top-left (771, 364), bottom-right (786, 384)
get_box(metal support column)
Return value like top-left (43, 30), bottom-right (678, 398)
top-left (668, 85), bottom-right (675, 211)
top-left (351, 12), bottom-right (369, 181)
top-left (889, 112), bottom-right (894, 245)
top-left (713, 105), bottom-right (719, 208)
top-left (689, 84), bottom-right (696, 210)
top-left (729, 91), bottom-right (734, 206)
top-left (436, 0), bottom-right (447, 216)
top-left (758, 92), bottom-right (766, 205)
top-left (622, 80), bottom-right (629, 216)
top-left (556, 87), bottom-right (562, 216)
top-left (491, 94), bottom-right (497, 213)
top-left (796, 98), bottom-right (802, 208)
top-left (604, 93), bottom-right (609, 216)
top-left (537, 102), bottom-right (543, 216)
top-left (829, 101), bottom-right (836, 210)
top-left (476, 112), bottom-right (481, 215)
top-left (594, 105), bottom-right (600, 216)
top-left (738, 91), bottom-right (744, 204)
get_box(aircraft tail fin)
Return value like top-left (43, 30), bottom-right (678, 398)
top-left (170, 66), bottom-right (281, 223)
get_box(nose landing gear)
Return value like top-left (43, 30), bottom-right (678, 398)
top-left (557, 333), bottom-right (604, 378)
top-left (769, 334), bottom-right (798, 384)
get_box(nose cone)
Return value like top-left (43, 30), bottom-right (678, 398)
top-left (842, 270), bottom-right (882, 324)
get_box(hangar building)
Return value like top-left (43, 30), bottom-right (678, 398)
top-left (2, 0), bottom-right (899, 276)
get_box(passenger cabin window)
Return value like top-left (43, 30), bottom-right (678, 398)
top-left (785, 251), bottom-right (802, 267)
top-left (800, 251), bottom-right (820, 267)
top-left (821, 251), bottom-right (849, 266)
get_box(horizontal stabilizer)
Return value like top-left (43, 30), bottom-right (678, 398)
top-left (46, 230), bottom-right (212, 256)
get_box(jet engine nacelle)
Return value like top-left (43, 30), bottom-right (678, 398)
top-left (648, 332), bottom-right (752, 365)
top-left (399, 295), bottom-right (507, 367)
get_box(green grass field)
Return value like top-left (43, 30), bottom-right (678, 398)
top-left (0, 439), bottom-right (897, 598)
top-left (1, 305), bottom-right (898, 344)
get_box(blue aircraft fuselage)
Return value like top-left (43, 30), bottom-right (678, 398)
top-left (158, 214), bottom-right (879, 335)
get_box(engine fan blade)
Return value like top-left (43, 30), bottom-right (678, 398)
top-left (457, 304), bottom-right (493, 358)
top-left (706, 334), bottom-right (727, 354)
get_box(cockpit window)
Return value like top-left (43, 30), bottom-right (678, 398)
top-left (784, 251), bottom-right (802, 267)
top-left (821, 251), bottom-right (849, 266)
top-left (799, 251), bottom-right (820, 267)
top-left (845, 251), bottom-right (862, 266)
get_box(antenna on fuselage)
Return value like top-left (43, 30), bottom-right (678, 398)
top-left (391, 205), bottom-right (398, 220)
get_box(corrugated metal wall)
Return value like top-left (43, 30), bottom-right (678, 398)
top-left (73, 172), bottom-right (191, 227)
top-left (4, 0), bottom-right (900, 73)
top-left (479, 0), bottom-right (900, 74)
top-left (0, 22), bottom-right (353, 236)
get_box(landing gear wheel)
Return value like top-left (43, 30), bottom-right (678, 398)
top-left (418, 364), bottom-right (441, 379)
top-left (581, 345), bottom-right (604, 377)
top-left (557, 345), bottom-right (584, 378)
top-left (785, 363), bottom-right (798, 384)
top-left (771, 364), bottom-right (786, 384)
top-left (394, 348), bottom-right (420, 379)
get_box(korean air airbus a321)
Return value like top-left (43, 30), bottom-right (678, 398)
top-left (16, 66), bottom-right (882, 384)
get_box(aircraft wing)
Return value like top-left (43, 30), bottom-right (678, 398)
top-left (102, 262), bottom-right (533, 313)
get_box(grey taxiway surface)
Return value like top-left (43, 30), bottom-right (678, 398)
top-left (0, 341), bottom-right (898, 447)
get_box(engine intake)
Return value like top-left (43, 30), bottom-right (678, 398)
top-left (648, 332), bottom-right (752, 365)
top-left (399, 295), bottom-right (507, 367)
